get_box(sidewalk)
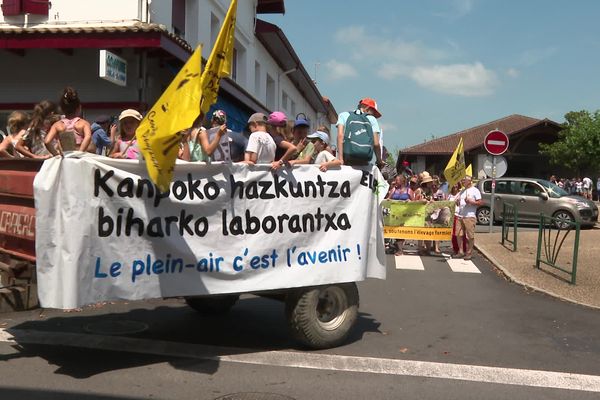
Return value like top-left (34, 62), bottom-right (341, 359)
top-left (475, 226), bottom-right (600, 309)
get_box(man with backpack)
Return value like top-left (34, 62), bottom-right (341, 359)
top-left (336, 98), bottom-right (384, 167)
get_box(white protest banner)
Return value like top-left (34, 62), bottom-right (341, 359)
top-left (33, 156), bottom-right (387, 309)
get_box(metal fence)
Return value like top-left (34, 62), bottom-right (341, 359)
top-left (535, 214), bottom-right (580, 284)
top-left (501, 202), bottom-right (518, 251)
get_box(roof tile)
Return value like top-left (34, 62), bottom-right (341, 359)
top-left (400, 114), bottom-right (557, 155)
top-left (0, 22), bottom-right (192, 52)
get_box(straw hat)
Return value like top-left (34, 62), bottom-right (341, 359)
top-left (420, 171), bottom-right (433, 183)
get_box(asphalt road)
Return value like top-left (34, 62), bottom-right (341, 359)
top-left (1, 246), bottom-right (600, 399)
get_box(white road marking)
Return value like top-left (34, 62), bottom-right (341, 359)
top-left (394, 254), bottom-right (425, 270)
top-left (447, 258), bottom-right (482, 274)
top-left (0, 328), bottom-right (15, 343)
top-left (394, 255), bottom-right (481, 274)
top-left (1, 328), bottom-right (600, 392)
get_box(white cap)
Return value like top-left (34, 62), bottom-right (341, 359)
top-left (306, 130), bottom-right (329, 144)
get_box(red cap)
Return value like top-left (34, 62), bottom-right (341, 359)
top-left (360, 98), bottom-right (382, 118)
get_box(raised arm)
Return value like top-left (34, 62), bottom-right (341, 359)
top-left (199, 125), bottom-right (226, 156)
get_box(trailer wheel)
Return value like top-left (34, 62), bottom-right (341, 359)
top-left (185, 295), bottom-right (239, 315)
top-left (285, 283), bottom-right (359, 349)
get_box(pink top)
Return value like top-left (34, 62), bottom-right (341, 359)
top-left (61, 117), bottom-right (83, 145)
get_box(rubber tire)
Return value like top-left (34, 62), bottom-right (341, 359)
top-left (476, 207), bottom-right (491, 225)
top-left (552, 210), bottom-right (574, 230)
top-left (285, 283), bottom-right (359, 350)
top-left (185, 295), bottom-right (239, 315)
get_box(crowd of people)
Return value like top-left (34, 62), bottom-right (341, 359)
top-left (1, 86), bottom-right (487, 259)
top-left (384, 166), bottom-right (481, 261)
top-left (549, 175), bottom-right (600, 201)
top-left (0, 87), bottom-right (385, 176)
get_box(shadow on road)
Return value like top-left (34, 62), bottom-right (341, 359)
top-left (0, 387), bottom-right (145, 400)
top-left (1, 296), bottom-right (382, 378)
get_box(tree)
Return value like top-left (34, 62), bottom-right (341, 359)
top-left (539, 110), bottom-right (600, 174)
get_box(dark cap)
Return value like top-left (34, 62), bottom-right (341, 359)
top-left (248, 112), bottom-right (268, 124)
top-left (212, 109), bottom-right (227, 124)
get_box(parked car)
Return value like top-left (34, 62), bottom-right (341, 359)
top-left (475, 177), bottom-right (598, 229)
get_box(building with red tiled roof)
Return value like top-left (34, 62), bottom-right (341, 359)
top-left (397, 114), bottom-right (564, 179)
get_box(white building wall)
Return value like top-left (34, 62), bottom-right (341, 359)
top-left (188, 0), bottom-right (321, 126)
top-left (148, 0), bottom-right (171, 27)
top-left (0, 0), bottom-right (325, 128)
top-left (0, 0), bottom-right (143, 25)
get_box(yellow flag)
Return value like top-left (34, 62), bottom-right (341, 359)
top-left (200, 0), bottom-right (238, 114)
top-left (137, 45), bottom-right (203, 192)
top-left (465, 164), bottom-right (473, 178)
top-left (443, 137), bottom-right (466, 188)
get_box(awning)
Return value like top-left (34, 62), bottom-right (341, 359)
top-left (0, 22), bottom-right (192, 61)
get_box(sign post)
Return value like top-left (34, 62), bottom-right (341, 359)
top-left (483, 130), bottom-right (509, 233)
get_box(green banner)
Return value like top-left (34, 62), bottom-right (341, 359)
top-left (382, 200), bottom-right (455, 240)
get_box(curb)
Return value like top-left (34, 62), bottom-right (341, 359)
top-left (474, 243), bottom-right (600, 311)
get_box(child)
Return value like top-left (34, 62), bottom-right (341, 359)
top-left (44, 87), bottom-right (92, 154)
top-left (267, 111), bottom-right (297, 170)
top-left (188, 109), bottom-right (231, 162)
top-left (0, 111), bottom-right (30, 158)
top-left (244, 113), bottom-right (276, 164)
top-left (110, 109), bottom-right (143, 159)
top-left (16, 100), bottom-right (57, 159)
top-left (306, 130), bottom-right (341, 171)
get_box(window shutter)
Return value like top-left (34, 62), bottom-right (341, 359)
top-left (23, 0), bottom-right (49, 15)
top-left (1, 0), bottom-right (22, 16)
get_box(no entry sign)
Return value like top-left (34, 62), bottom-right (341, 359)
top-left (484, 130), bottom-right (509, 155)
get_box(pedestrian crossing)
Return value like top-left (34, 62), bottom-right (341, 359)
top-left (393, 251), bottom-right (481, 274)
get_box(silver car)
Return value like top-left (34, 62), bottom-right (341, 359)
top-left (476, 178), bottom-right (598, 229)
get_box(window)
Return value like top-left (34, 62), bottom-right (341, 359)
top-left (2, 0), bottom-right (49, 16)
top-left (521, 182), bottom-right (543, 196)
top-left (254, 62), bottom-right (261, 95)
top-left (231, 48), bottom-right (237, 81)
top-left (234, 43), bottom-right (246, 85)
top-left (495, 181), bottom-right (510, 194)
top-left (290, 100), bottom-right (296, 117)
top-left (266, 74), bottom-right (275, 110)
top-left (281, 91), bottom-right (289, 112)
top-left (172, 0), bottom-right (186, 36)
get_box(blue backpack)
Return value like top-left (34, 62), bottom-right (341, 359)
top-left (343, 110), bottom-right (374, 162)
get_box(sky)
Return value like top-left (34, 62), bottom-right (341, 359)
top-left (261, 0), bottom-right (600, 152)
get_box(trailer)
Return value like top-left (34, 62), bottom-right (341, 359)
top-left (1, 156), bottom-right (387, 349)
